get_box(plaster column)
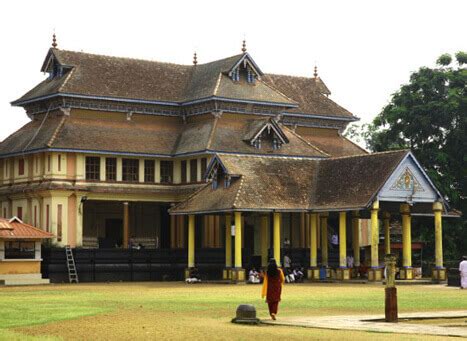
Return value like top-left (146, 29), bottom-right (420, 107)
top-left (308, 213), bottom-right (319, 280)
top-left (232, 211), bottom-right (245, 281)
top-left (223, 214), bottom-right (232, 280)
top-left (336, 212), bottom-right (350, 280)
top-left (368, 201), bottom-right (382, 281)
top-left (383, 212), bottom-right (391, 255)
top-left (123, 202), bottom-right (129, 249)
top-left (400, 203), bottom-right (413, 280)
top-left (260, 215), bottom-right (269, 268)
top-left (432, 202), bottom-right (446, 281)
top-left (273, 212), bottom-right (281, 267)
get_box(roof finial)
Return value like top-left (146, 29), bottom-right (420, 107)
top-left (52, 31), bottom-right (57, 49)
top-left (313, 64), bottom-right (318, 78)
top-left (193, 52), bottom-right (198, 65)
top-left (241, 39), bottom-right (247, 53)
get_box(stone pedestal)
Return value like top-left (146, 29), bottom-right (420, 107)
top-left (223, 268), bottom-right (232, 280)
top-left (399, 267), bottom-right (413, 280)
top-left (231, 268), bottom-right (245, 282)
top-left (184, 268), bottom-right (192, 280)
top-left (336, 268), bottom-right (350, 280)
top-left (432, 267), bottom-right (447, 281)
top-left (307, 267), bottom-right (320, 280)
top-left (368, 268), bottom-right (383, 281)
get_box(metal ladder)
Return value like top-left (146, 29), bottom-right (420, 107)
top-left (65, 245), bottom-right (79, 283)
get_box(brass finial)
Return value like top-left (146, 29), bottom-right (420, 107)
top-left (313, 65), bottom-right (318, 78)
top-left (193, 52), bottom-right (198, 65)
top-left (241, 39), bottom-right (247, 53)
top-left (52, 32), bottom-right (57, 49)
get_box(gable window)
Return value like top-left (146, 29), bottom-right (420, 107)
top-left (144, 160), bottom-right (155, 183)
top-left (231, 68), bottom-right (240, 81)
top-left (18, 159), bottom-right (25, 176)
top-left (181, 160), bottom-right (187, 184)
top-left (106, 158), bottom-right (117, 181)
top-left (85, 156), bottom-right (100, 180)
top-left (160, 161), bottom-right (173, 184)
top-left (247, 68), bottom-right (256, 83)
top-left (190, 159), bottom-right (198, 182)
top-left (122, 159), bottom-right (139, 182)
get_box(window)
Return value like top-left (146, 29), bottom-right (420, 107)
top-left (122, 159), bottom-right (139, 182)
top-left (35, 156), bottom-right (39, 173)
top-left (17, 207), bottom-right (22, 220)
top-left (57, 204), bottom-right (62, 242)
top-left (160, 161), bottom-right (173, 184)
top-left (105, 158), bottom-right (117, 181)
top-left (181, 160), bottom-right (187, 184)
top-left (47, 155), bottom-right (51, 172)
top-left (57, 154), bottom-right (61, 172)
top-left (46, 204), bottom-right (50, 232)
top-left (144, 160), bottom-right (155, 183)
top-left (85, 156), bottom-right (100, 180)
top-left (34, 206), bottom-right (37, 227)
top-left (190, 159), bottom-right (197, 183)
top-left (18, 159), bottom-right (25, 176)
top-left (201, 158), bottom-right (207, 181)
top-left (5, 241), bottom-right (35, 259)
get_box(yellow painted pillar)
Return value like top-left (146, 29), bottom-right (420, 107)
top-left (273, 212), bottom-right (281, 267)
top-left (188, 214), bottom-right (195, 268)
top-left (320, 213), bottom-right (328, 267)
top-left (339, 212), bottom-right (347, 268)
top-left (383, 212), bottom-right (391, 255)
top-left (370, 201), bottom-right (379, 268)
top-left (234, 212), bottom-right (242, 268)
top-left (310, 213), bottom-right (318, 267)
top-left (260, 215), bottom-right (269, 268)
top-left (433, 202), bottom-right (443, 268)
top-left (352, 211), bottom-right (360, 267)
top-left (400, 203), bottom-right (412, 268)
top-left (225, 214), bottom-right (232, 268)
top-left (123, 202), bottom-right (129, 249)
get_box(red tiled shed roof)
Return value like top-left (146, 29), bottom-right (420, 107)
top-left (0, 217), bottom-right (54, 239)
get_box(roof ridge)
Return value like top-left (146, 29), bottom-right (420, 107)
top-left (47, 115), bottom-right (67, 147)
top-left (57, 67), bottom-right (75, 92)
top-left (206, 116), bottom-right (219, 150)
top-left (282, 125), bottom-right (330, 157)
top-left (231, 175), bottom-right (245, 209)
top-left (340, 135), bottom-right (369, 154)
top-left (213, 73), bottom-right (222, 96)
top-left (258, 78), bottom-right (298, 104)
top-left (326, 149), bottom-right (410, 161)
top-left (169, 183), bottom-right (211, 212)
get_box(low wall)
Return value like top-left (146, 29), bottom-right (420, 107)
top-left (0, 260), bottom-right (41, 274)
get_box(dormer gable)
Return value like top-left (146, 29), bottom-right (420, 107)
top-left (41, 49), bottom-right (72, 80)
top-left (243, 118), bottom-right (289, 150)
top-left (205, 156), bottom-right (241, 189)
top-left (227, 53), bottom-right (263, 84)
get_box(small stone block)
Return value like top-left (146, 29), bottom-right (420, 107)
top-left (231, 268), bottom-right (245, 282)
top-left (307, 268), bottom-right (320, 280)
top-left (231, 304), bottom-right (260, 324)
top-left (336, 268), bottom-right (350, 281)
top-left (223, 269), bottom-right (231, 280)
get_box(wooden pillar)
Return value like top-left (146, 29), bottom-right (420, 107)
top-left (352, 211), bottom-right (360, 267)
top-left (260, 215), bottom-right (269, 268)
top-left (310, 213), bottom-right (318, 267)
top-left (383, 212), bottom-right (391, 255)
top-left (300, 212), bottom-right (306, 248)
top-left (320, 213), bottom-right (329, 267)
top-left (225, 214), bottom-right (232, 268)
top-left (188, 214), bottom-right (195, 268)
top-left (400, 203), bottom-right (413, 279)
top-left (234, 212), bottom-right (242, 268)
top-left (273, 212), bottom-right (281, 267)
top-left (123, 202), bottom-right (129, 249)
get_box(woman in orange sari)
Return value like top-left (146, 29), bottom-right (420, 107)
top-left (261, 259), bottom-right (285, 320)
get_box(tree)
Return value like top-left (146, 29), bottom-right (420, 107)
top-left (355, 52), bottom-right (466, 264)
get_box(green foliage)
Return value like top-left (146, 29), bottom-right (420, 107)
top-left (365, 53), bottom-right (466, 262)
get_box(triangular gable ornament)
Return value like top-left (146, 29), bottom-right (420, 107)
top-left (390, 167), bottom-right (424, 192)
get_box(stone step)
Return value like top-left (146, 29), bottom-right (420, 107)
top-left (0, 273), bottom-right (43, 280)
top-left (0, 278), bottom-right (50, 286)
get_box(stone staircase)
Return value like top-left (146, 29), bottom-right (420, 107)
top-left (0, 273), bottom-right (50, 286)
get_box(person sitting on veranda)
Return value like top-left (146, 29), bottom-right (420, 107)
top-left (358, 262), bottom-right (368, 279)
top-left (293, 267), bottom-right (304, 283)
top-left (248, 268), bottom-right (261, 284)
top-left (285, 268), bottom-right (295, 283)
top-left (185, 268), bottom-right (201, 284)
top-left (460, 256), bottom-right (467, 289)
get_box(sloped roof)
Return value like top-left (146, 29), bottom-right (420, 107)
top-left (13, 49), bottom-right (355, 119)
top-left (170, 150), bottom-right (416, 214)
top-left (0, 217), bottom-right (54, 239)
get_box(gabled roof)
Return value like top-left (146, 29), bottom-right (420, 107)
top-left (12, 48), bottom-right (356, 119)
top-left (242, 118), bottom-right (289, 145)
top-left (0, 217), bottom-right (54, 239)
top-left (170, 150), bottom-right (448, 214)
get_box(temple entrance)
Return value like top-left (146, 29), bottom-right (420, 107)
top-left (103, 218), bottom-right (123, 248)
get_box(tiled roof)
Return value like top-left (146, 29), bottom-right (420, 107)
top-left (170, 150), bottom-right (411, 214)
top-left (0, 217), bottom-right (54, 239)
top-left (13, 49), bottom-right (356, 119)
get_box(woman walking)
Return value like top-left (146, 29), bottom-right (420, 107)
top-left (261, 259), bottom-right (285, 320)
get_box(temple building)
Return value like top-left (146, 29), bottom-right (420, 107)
top-left (0, 37), bottom-right (453, 282)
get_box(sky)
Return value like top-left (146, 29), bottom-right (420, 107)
top-left (0, 0), bottom-right (465, 141)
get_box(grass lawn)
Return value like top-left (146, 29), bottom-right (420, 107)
top-left (0, 282), bottom-right (465, 340)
